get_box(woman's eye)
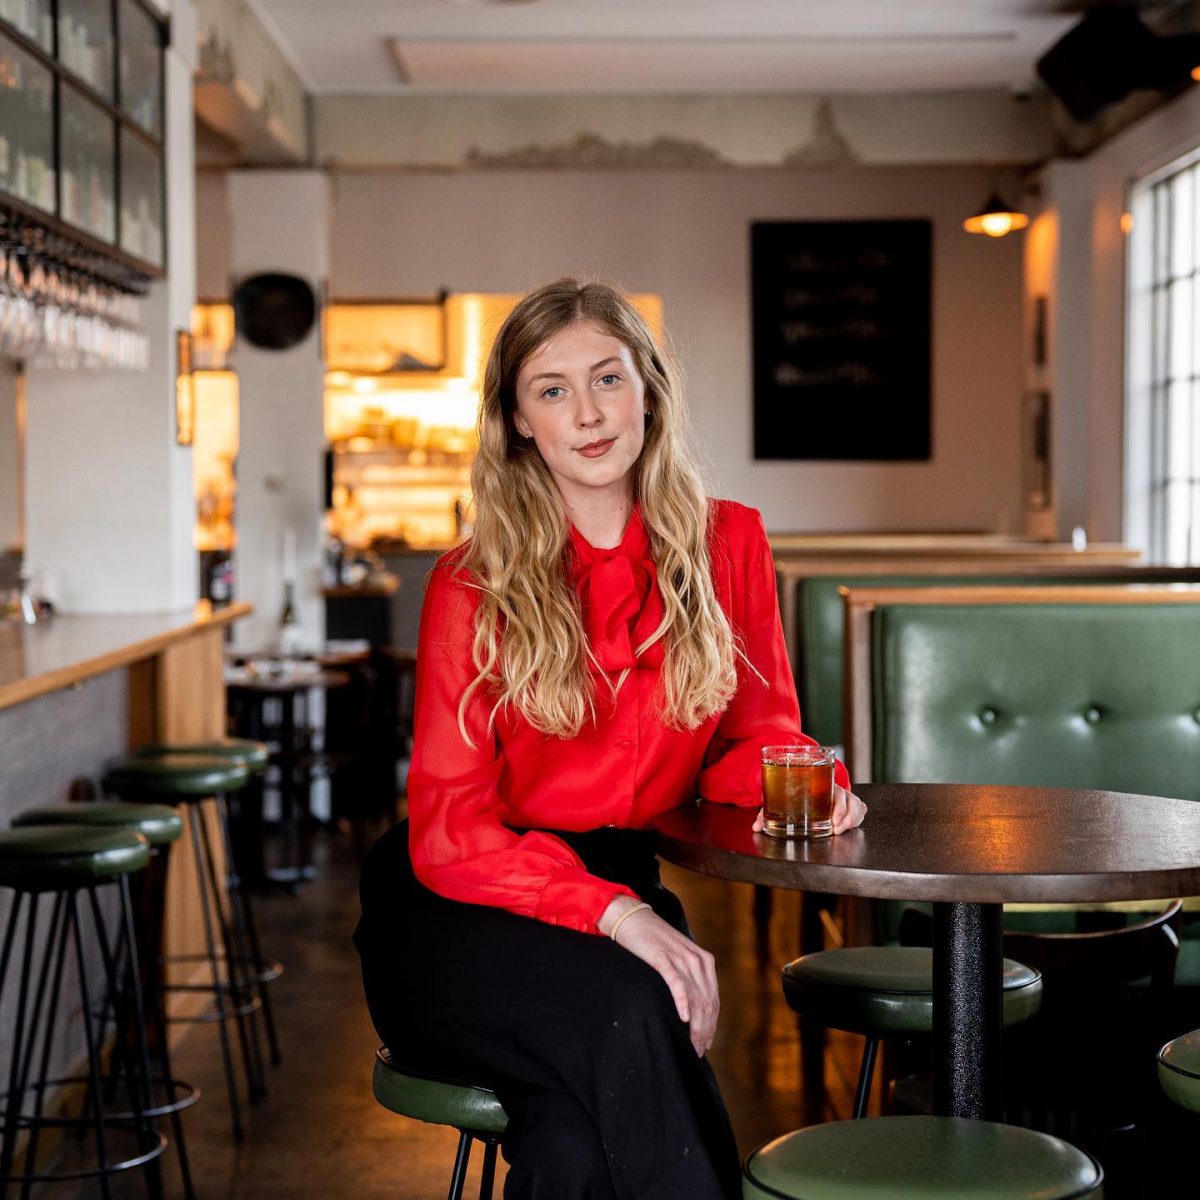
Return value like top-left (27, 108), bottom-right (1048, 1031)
top-left (597, 373), bottom-right (621, 386)
top-left (541, 386), bottom-right (564, 399)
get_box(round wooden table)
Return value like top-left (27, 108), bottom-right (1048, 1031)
top-left (654, 782), bottom-right (1200, 1120)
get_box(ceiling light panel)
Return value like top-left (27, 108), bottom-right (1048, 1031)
top-left (390, 36), bottom-right (1042, 93)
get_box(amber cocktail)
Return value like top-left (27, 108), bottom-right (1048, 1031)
top-left (761, 745), bottom-right (836, 839)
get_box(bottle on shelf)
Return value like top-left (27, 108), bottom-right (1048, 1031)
top-left (277, 578), bottom-right (303, 657)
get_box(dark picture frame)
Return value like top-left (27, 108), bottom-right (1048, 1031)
top-left (751, 220), bottom-right (933, 461)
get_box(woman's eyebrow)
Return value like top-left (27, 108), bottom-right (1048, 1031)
top-left (526, 357), bottom-right (622, 385)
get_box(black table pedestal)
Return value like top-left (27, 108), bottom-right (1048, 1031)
top-left (933, 900), bottom-right (1003, 1120)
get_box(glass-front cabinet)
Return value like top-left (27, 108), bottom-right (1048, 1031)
top-left (61, 83), bottom-right (114, 241)
top-left (119, 126), bottom-right (161, 265)
top-left (0, 30), bottom-right (54, 212)
top-left (117, 0), bottom-right (159, 136)
top-left (0, 0), bottom-right (52, 52)
top-left (0, 0), bottom-right (165, 275)
top-left (57, 0), bottom-right (113, 98)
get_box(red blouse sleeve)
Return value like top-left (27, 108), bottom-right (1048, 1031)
top-left (406, 556), bottom-right (637, 935)
top-left (698, 507), bottom-right (851, 805)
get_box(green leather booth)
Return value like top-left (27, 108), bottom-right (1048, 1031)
top-left (794, 567), bottom-right (1200, 751)
top-left (865, 597), bottom-right (1200, 977)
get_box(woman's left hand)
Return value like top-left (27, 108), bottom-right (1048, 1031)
top-left (751, 784), bottom-right (867, 835)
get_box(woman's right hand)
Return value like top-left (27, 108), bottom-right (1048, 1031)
top-left (598, 895), bottom-right (719, 1057)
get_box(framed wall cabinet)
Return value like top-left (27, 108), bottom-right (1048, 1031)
top-left (0, 0), bottom-right (166, 277)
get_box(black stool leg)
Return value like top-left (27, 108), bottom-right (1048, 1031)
top-left (187, 803), bottom-right (247, 1139)
top-left (196, 800), bottom-right (267, 1101)
top-left (87, 884), bottom-right (164, 1200)
top-left (0, 892), bottom-right (36, 1194)
top-left (448, 1131), bottom-right (473, 1200)
top-left (70, 891), bottom-right (114, 1200)
top-left (17, 894), bottom-right (68, 1200)
top-left (852, 1037), bottom-right (880, 1119)
top-left (125, 866), bottom-right (196, 1200)
top-left (478, 1140), bottom-right (498, 1200)
top-left (220, 793), bottom-right (281, 1066)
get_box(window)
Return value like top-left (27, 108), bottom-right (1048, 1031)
top-left (1128, 151), bottom-right (1200, 564)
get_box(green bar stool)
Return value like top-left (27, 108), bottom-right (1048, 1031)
top-left (135, 738), bottom-right (282, 1066)
top-left (11, 801), bottom-right (197, 1200)
top-left (1158, 1029), bottom-right (1200, 1113)
top-left (0, 825), bottom-right (166, 1200)
top-left (135, 738), bottom-right (270, 772)
top-left (102, 752), bottom-right (264, 1140)
top-left (373, 1047), bottom-right (507, 1200)
top-left (742, 1115), bottom-right (1103, 1198)
top-left (782, 947), bottom-right (1043, 1117)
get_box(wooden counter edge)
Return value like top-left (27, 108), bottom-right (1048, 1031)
top-left (0, 601), bottom-right (252, 712)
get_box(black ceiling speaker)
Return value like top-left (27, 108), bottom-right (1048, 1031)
top-left (1037, 7), bottom-right (1200, 124)
top-left (232, 272), bottom-right (318, 350)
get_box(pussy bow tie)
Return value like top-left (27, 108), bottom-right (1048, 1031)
top-left (576, 553), bottom-right (666, 673)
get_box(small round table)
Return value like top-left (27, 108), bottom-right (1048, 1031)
top-left (654, 782), bottom-right (1200, 1121)
top-left (226, 668), bottom-right (351, 887)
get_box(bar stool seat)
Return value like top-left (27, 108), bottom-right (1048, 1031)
top-left (136, 738), bottom-right (271, 772)
top-left (14, 801), bottom-right (183, 846)
top-left (783, 947), bottom-right (1043, 1033)
top-left (782, 947), bottom-right (1042, 1117)
top-left (373, 1047), bottom-right (506, 1200)
top-left (104, 753), bottom-right (250, 797)
top-left (742, 1116), bottom-right (1103, 1199)
top-left (0, 824), bottom-right (149, 888)
top-left (1158, 1028), bottom-right (1200, 1112)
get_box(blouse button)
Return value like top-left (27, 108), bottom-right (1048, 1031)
top-left (616, 739), bottom-right (633, 749)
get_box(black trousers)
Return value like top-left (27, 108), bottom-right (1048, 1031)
top-left (353, 821), bottom-right (742, 1200)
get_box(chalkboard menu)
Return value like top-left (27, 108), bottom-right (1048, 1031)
top-left (751, 220), bottom-right (932, 461)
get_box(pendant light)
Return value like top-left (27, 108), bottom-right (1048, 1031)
top-left (963, 192), bottom-right (1030, 238)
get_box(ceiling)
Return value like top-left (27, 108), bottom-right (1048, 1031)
top-left (242, 0), bottom-right (1192, 96)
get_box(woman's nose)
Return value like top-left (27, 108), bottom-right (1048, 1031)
top-left (575, 392), bottom-right (603, 426)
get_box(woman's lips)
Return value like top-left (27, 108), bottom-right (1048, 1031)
top-left (576, 438), bottom-right (616, 458)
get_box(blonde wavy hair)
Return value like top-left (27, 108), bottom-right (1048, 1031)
top-left (457, 277), bottom-right (738, 740)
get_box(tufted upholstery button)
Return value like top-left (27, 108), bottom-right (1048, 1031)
top-left (1084, 706), bottom-right (1102, 724)
top-left (979, 707), bottom-right (998, 726)
top-left (1194, 709), bottom-right (1200, 724)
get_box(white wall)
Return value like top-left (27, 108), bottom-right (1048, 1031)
top-left (326, 166), bottom-right (1024, 533)
top-left (1028, 85), bottom-right (1200, 549)
top-left (315, 92), bottom-right (1052, 170)
top-left (24, 2), bottom-right (198, 613)
top-left (227, 170), bottom-right (330, 650)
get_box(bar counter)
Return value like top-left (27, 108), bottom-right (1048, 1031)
top-left (0, 601), bottom-right (253, 1086)
top-left (0, 601), bottom-right (251, 711)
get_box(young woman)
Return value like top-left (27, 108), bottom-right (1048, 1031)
top-left (355, 278), bottom-right (866, 1199)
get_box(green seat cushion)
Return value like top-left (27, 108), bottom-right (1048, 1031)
top-left (103, 753), bottom-right (249, 798)
top-left (0, 826), bottom-right (150, 891)
top-left (13, 801), bottom-right (183, 846)
top-left (782, 947), bottom-right (1042, 1035)
top-left (372, 1048), bottom-right (507, 1136)
top-left (1158, 1029), bottom-right (1200, 1112)
top-left (136, 738), bottom-right (270, 772)
top-left (743, 1116), bottom-right (1102, 1199)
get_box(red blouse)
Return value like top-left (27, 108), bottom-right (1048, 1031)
top-left (407, 499), bottom-right (849, 934)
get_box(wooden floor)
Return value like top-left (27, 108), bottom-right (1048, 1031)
top-left (49, 820), bottom-right (870, 1198)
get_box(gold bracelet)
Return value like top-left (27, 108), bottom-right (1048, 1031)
top-left (608, 901), bottom-right (652, 942)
